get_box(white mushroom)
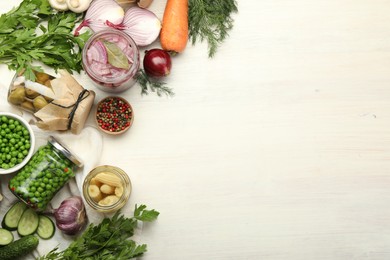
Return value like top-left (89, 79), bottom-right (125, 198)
top-left (66, 0), bottom-right (93, 13)
top-left (49, 0), bottom-right (69, 11)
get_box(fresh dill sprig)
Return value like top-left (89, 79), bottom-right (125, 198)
top-left (136, 69), bottom-right (175, 97)
top-left (188, 0), bottom-right (238, 58)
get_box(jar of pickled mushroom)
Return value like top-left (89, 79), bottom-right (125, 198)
top-left (9, 136), bottom-right (83, 211)
top-left (82, 29), bottom-right (140, 93)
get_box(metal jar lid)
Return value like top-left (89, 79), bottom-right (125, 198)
top-left (48, 136), bottom-right (83, 168)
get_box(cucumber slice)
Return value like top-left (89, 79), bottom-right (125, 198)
top-left (37, 215), bottom-right (55, 239)
top-left (2, 202), bottom-right (27, 231)
top-left (0, 228), bottom-right (14, 246)
top-left (17, 208), bottom-right (39, 237)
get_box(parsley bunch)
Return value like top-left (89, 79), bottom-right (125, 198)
top-left (39, 205), bottom-right (160, 260)
top-left (0, 0), bottom-right (91, 80)
top-left (188, 0), bottom-right (238, 57)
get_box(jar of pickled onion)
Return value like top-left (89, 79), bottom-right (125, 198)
top-left (82, 29), bottom-right (140, 93)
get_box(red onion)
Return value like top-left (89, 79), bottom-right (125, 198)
top-left (143, 49), bottom-right (172, 77)
top-left (74, 0), bottom-right (125, 36)
top-left (122, 7), bottom-right (161, 47)
top-left (87, 40), bottom-right (108, 64)
top-left (53, 196), bottom-right (87, 235)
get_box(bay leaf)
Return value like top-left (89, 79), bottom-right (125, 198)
top-left (103, 41), bottom-right (130, 70)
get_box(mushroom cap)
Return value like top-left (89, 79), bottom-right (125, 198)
top-left (66, 0), bottom-right (93, 13)
top-left (49, 0), bottom-right (69, 11)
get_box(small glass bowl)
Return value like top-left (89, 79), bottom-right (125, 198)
top-left (83, 165), bottom-right (132, 213)
top-left (95, 96), bottom-right (134, 135)
top-left (0, 112), bottom-right (35, 175)
top-left (82, 29), bottom-right (140, 93)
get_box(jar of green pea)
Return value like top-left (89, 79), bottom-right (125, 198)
top-left (9, 136), bottom-right (83, 211)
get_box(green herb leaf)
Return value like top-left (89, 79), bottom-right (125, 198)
top-left (188, 0), bottom-right (238, 57)
top-left (136, 69), bottom-right (175, 97)
top-left (39, 206), bottom-right (159, 260)
top-left (0, 0), bottom-right (89, 80)
top-left (103, 41), bottom-right (130, 70)
top-left (134, 204), bottom-right (160, 222)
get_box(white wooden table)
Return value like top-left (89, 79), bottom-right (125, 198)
top-left (2, 0), bottom-right (390, 259)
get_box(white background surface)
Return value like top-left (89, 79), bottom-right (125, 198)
top-left (1, 0), bottom-right (390, 259)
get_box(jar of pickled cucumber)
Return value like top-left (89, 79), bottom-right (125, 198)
top-left (9, 136), bottom-right (83, 211)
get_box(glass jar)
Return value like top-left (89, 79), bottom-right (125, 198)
top-left (83, 165), bottom-right (131, 213)
top-left (9, 136), bottom-right (83, 211)
top-left (82, 30), bottom-right (140, 93)
top-left (7, 69), bottom-right (55, 113)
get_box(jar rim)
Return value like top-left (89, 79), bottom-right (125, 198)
top-left (48, 136), bottom-right (83, 167)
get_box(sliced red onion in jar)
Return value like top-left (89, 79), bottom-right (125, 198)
top-left (86, 35), bottom-right (134, 79)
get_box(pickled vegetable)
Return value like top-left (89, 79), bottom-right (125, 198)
top-left (32, 96), bottom-right (48, 111)
top-left (8, 87), bottom-right (26, 105)
top-left (8, 70), bottom-right (55, 113)
top-left (9, 144), bottom-right (76, 211)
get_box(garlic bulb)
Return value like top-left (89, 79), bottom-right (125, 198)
top-left (53, 196), bottom-right (87, 235)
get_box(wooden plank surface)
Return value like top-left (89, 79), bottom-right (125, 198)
top-left (1, 0), bottom-right (390, 259)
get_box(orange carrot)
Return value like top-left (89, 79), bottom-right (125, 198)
top-left (160, 0), bottom-right (188, 53)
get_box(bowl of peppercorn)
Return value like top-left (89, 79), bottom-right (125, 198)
top-left (0, 112), bottom-right (35, 174)
top-left (95, 96), bottom-right (134, 135)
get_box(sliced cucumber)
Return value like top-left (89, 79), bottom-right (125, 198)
top-left (37, 215), bottom-right (55, 239)
top-left (0, 229), bottom-right (14, 246)
top-left (2, 202), bottom-right (27, 231)
top-left (17, 208), bottom-right (39, 237)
